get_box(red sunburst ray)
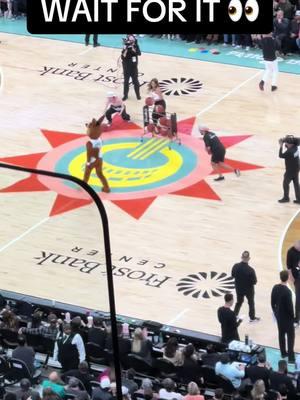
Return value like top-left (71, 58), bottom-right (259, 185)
top-left (176, 117), bottom-right (197, 136)
top-left (170, 180), bottom-right (221, 200)
top-left (0, 175), bottom-right (48, 193)
top-left (209, 158), bottom-right (263, 175)
top-left (50, 194), bottom-right (93, 216)
top-left (41, 130), bottom-right (85, 148)
top-left (111, 197), bottom-right (157, 219)
top-left (0, 153), bottom-right (47, 168)
top-left (220, 135), bottom-right (252, 149)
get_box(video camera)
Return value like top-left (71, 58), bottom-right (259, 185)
top-left (122, 35), bottom-right (136, 49)
top-left (279, 135), bottom-right (300, 146)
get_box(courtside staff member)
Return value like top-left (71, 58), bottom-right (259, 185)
top-left (271, 270), bottom-right (295, 363)
top-left (286, 241), bottom-right (300, 325)
top-left (278, 136), bottom-right (300, 204)
top-left (232, 251), bottom-right (260, 323)
top-left (218, 293), bottom-right (242, 343)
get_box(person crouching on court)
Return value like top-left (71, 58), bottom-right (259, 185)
top-left (104, 92), bottom-right (130, 127)
top-left (199, 126), bottom-right (240, 181)
top-left (83, 116), bottom-right (110, 193)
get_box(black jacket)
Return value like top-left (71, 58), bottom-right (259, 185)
top-left (121, 43), bottom-right (141, 67)
top-left (279, 145), bottom-right (299, 175)
top-left (231, 262), bottom-right (257, 294)
top-left (217, 306), bottom-right (240, 343)
top-left (271, 283), bottom-right (294, 325)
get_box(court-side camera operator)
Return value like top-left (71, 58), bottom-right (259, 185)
top-left (121, 34), bottom-right (141, 101)
top-left (278, 135), bottom-right (300, 204)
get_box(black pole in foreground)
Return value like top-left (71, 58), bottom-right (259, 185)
top-left (0, 162), bottom-right (123, 400)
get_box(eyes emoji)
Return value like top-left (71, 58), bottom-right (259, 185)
top-left (228, 0), bottom-right (259, 22)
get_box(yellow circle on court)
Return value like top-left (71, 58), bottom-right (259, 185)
top-left (68, 141), bottom-right (183, 188)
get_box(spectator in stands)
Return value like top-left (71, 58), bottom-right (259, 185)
top-left (135, 378), bottom-right (159, 400)
top-left (131, 327), bottom-right (153, 364)
top-left (0, 309), bottom-right (19, 330)
top-left (215, 353), bottom-right (245, 389)
top-left (180, 344), bottom-right (202, 384)
top-left (274, 10), bottom-right (291, 54)
top-left (62, 361), bottom-right (95, 396)
top-left (212, 389), bottom-right (224, 400)
top-left (65, 377), bottom-right (90, 400)
top-left (122, 369), bottom-right (138, 395)
top-left (105, 322), bottom-right (131, 358)
top-left (42, 388), bottom-right (61, 400)
top-left (92, 376), bottom-right (112, 400)
top-left (251, 380), bottom-right (266, 400)
top-left (158, 378), bottom-right (182, 400)
top-left (200, 344), bottom-right (220, 367)
top-left (163, 337), bottom-right (183, 366)
top-left (53, 322), bottom-right (86, 371)
top-left (12, 335), bottom-right (35, 375)
top-left (14, 378), bottom-right (41, 400)
top-left (4, 394), bottom-right (17, 400)
top-left (20, 313), bottom-right (59, 340)
top-left (42, 371), bottom-right (66, 398)
top-left (246, 353), bottom-right (270, 389)
top-left (269, 360), bottom-right (296, 396)
top-left (87, 316), bottom-right (106, 348)
top-left (289, 11), bottom-right (300, 53)
top-left (183, 382), bottom-right (204, 400)
top-left (223, 34), bottom-right (237, 46)
top-left (218, 293), bottom-right (242, 343)
top-left (278, 0), bottom-right (294, 19)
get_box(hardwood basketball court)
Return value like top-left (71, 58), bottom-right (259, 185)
top-left (0, 32), bottom-right (300, 350)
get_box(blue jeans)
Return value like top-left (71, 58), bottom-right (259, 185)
top-left (224, 34), bottom-right (236, 44)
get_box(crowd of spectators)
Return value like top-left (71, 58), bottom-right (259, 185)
top-left (0, 0), bottom-right (26, 19)
top-left (146, 1), bottom-right (300, 56)
top-left (1, 301), bottom-right (300, 400)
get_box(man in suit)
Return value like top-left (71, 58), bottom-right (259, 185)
top-left (286, 240), bottom-right (300, 325)
top-left (218, 293), bottom-right (242, 343)
top-left (271, 270), bottom-right (295, 362)
top-left (232, 251), bottom-right (260, 322)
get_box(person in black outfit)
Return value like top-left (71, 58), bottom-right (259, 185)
top-left (85, 34), bottom-right (99, 47)
top-left (245, 353), bottom-right (270, 389)
top-left (259, 33), bottom-right (278, 91)
top-left (121, 35), bottom-right (141, 101)
top-left (269, 360), bottom-right (296, 396)
top-left (218, 293), bottom-right (242, 343)
top-left (232, 251), bottom-right (260, 322)
top-left (87, 316), bottom-right (106, 349)
top-left (201, 344), bottom-right (220, 367)
top-left (105, 322), bottom-right (131, 360)
top-left (199, 126), bottom-right (240, 181)
top-left (62, 361), bottom-right (95, 396)
top-left (286, 241), bottom-right (300, 324)
top-left (278, 136), bottom-right (300, 204)
top-left (271, 270), bottom-right (295, 362)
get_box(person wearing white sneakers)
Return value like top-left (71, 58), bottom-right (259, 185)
top-left (259, 33), bottom-right (278, 92)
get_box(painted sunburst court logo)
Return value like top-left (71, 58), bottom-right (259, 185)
top-left (160, 78), bottom-right (203, 96)
top-left (177, 271), bottom-right (235, 299)
top-left (0, 115), bottom-right (262, 219)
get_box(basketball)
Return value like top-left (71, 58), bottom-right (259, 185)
top-left (145, 97), bottom-right (154, 106)
top-left (160, 126), bottom-right (169, 136)
top-left (155, 104), bottom-right (165, 114)
top-left (146, 123), bottom-right (155, 133)
top-left (159, 117), bottom-right (170, 127)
